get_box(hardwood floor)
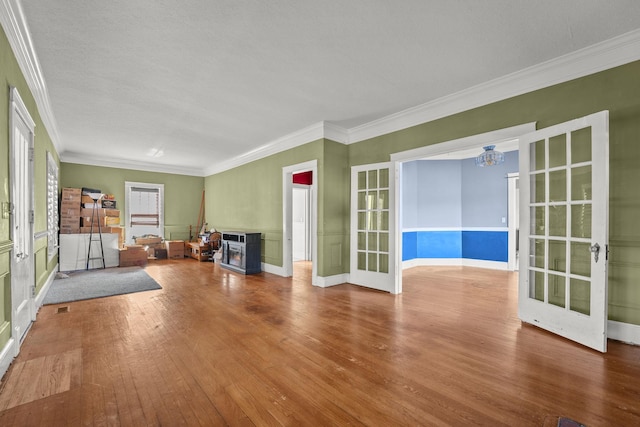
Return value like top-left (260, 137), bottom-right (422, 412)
top-left (0, 260), bottom-right (638, 426)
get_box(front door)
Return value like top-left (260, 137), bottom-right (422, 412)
top-left (9, 87), bottom-right (36, 346)
top-left (518, 111), bottom-right (609, 352)
top-left (350, 162), bottom-right (397, 293)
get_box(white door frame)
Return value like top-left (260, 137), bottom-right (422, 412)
top-left (282, 160), bottom-right (318, 284)
top-left (292, 185), bottom-right (311, 261)
top-left (389, 123), bottom-right (537, 288)
top-left (507, 172), bottom-right (520, 271)
top-left (9, 86), bottom-right (36, 354)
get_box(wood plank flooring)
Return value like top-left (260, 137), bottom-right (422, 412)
top-left (0, 260), bottom-right (638, 426)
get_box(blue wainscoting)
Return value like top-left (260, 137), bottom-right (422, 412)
top-left (403, 230), bottom-right (508, 262)
top-left (461, 231), bottom-right (508, 262)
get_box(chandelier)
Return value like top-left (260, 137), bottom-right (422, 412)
top-left (475, 145), bottom-right (504, 167)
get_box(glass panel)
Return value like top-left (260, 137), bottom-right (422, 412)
top-left (548, 205), bottom-right (566, 237)
top-left (358, 212), bottom-right (366, 231)
top-left (571, 166), bottom-right (592, 201)
top-left (379, 254), bottom-right (389, 273)
top-left (549, 134), bottom-right (567, 168)
top-left (549, 170), bottom-right (566, 202)
top-left (570, 278), bottom-right (591, 315)
top-left (379, 232), bottom-right (389, 252)
top-left (358, 191), bottom-right (366, 210)
top-left (358, 232), bottom-right (366, 250)
top-left (368, 232), bottom-right (378, 251)
top-left (368, 170), bottom-right (378, 189)
top-left (368, 253), bottom-right (377, 272)
top-left (379, 190), bottom-right (389, 210)
top-left (529, 239), bottom-right (545, 269)
top-left (529, 270), bottom-right (545, 301)
top-left (570, 242), bottom-right (591, 277)
top-left (548, 274), bottom-right (566, 308)
top-left (357, 252), bottom-right (366, 270)
top-left (379, 211), bottom-right (389, 231)
top-left (531, 173), bottom-right (545, 203)
top-left (358, 171), bottom-right (367, 190)
top-left (368, 212), bottom-right (378, 231)
top-left (530, 140), bottom-right (545, 172)
top-left (571, 127), bottom-right (592, 164)
top-left (530, 206), bottom-right (545, 235)
top-left (367, 191), bottom-right (377, 210)
top-left (548, 240), bottom-right (566, 273)
top-left (379, 169), bottom-right (389, 188)
top-left (571, 204), bottom-right (592, 239)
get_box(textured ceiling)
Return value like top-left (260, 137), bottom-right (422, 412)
top-left (16, 0), bottom-right (640, 175)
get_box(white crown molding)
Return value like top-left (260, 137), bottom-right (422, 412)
top-left (0, 0), bottom-right (61, 152)
top-left (203, 121), bottom-right (348, 176)
top-left (61, 152), bottom-right (204, 177)
top-left (348, 28), bottom-right (640, 144)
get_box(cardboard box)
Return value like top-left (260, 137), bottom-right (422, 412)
top-left (135, 236), bottom-right (163, 245)
top-left (101, 199), bottom-right (117, 208)
top-left (80, 208), bottom-right (120, 218)
top-left (81, 216), bottom-right (120, 227)
top-left (103, 194), bottom-right (115, 200)
top-left (60, 225), bottom-right (80, 234)
top-left (165, 240), bottom-right (184, 259)
top-left (119, 246), bottom-right (147, 267)
top-left (61, 188), bottom-right (81, 201)
top-left (60, 217), bottom-right (80, 229)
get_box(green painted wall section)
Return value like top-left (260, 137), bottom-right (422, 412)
top-left (60, 163), bottom-right (205, 242)
top-left (348, 61), bottom-right (640, 325)
top-left (204, 140), bottom-right (326, 270)
top-left (1, 25), bottom-right (59, 349)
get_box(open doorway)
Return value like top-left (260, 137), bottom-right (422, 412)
top-left (282, 160), bottom-right (318, 284)
top-left (389, 123), bottom-right (536, 293)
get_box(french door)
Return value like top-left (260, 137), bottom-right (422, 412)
top-left (518, 111), bottom-right (609, 352)
top-left (350, 162), bottom-right (397, 293)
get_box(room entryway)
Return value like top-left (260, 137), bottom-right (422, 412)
top-left (9, 87), bottom-right (36, 350)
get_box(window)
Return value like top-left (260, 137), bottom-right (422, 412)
top-left (124, 181), bottom-right (164, 244)
top-left (47, 151), bottom-right (58, 260)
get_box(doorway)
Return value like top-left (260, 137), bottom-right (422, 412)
top-left (282, 160), bottom-right (318, 284)
top-left (9, 87), bottom-right (36, 352)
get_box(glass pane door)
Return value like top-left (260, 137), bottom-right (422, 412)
top-left (519, 111), bottom-right (609, 352)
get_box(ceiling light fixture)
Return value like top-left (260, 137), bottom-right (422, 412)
top-left (475, 145), bottom-right (504, 167)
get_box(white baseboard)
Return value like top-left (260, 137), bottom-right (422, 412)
top-left (261, 262), bottom-right (286, 277)
top-left (35, 267), bottom-right (57, 310)
top-left (403, 258), bottom-right (508, 271)
top-left (608, 320), bottom-right (640, 346)
top-left (0, 337), bottom-right (16, 381)
top-left (315, 273), bottom-right (349, 288)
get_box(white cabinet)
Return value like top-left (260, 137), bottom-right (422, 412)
top-left (59, 233), bottom-right (120, 271)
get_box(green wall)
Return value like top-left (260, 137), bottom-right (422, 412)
top-left (347, 61), bottom-right (640, 325)
top-left (204, 138), bottom-right (350, 276)
top-left (1, 25), bottom-right (59, 349)
top-left (60, 163), bottom-right (205, 242)
top-left (204, 61), bottom-right (640, 326)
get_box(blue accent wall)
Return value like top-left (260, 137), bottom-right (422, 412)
top-left (403, 230), bottom-right (508, 262)
top-left (402, 152), bottom-right (517, 263)
top-left (461, 231), bottom-right (508, 262)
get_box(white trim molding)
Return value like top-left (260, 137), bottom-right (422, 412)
top-left (315, 273), bottom-right (349, 288)
top-left (403, 258), bottom-right (509, 271)
top-left (0, 0), bottom-right (61, 152)
top-left (205, 122), bottom-right (348, 176)
top-left (35, 267), bottom-right (56, 309)
top-left (349, 29), bottom-right (640, 144)
top-left (0, 336), bottom-right (16, 380)
top-left (608, 320), bottom-right (640, 346)
top-left (261, 262), bottom-right (286, 277)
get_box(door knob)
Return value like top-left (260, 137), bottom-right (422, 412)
top-left (590, 243), bottom-right (600, 263)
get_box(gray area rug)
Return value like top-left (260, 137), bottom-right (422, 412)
top-left (44, 266), bottom-right (162, 305)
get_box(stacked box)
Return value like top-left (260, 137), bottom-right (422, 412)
top-left (135, 236), bottom-right (162, 245)
top-left (80, 207), bottom-right (120, 229)
top-left (165, 240), bottom-right (185, 259)
top-left (119, 245), bottom-right (148, 267)
top-left (60, 188), bottom-right (81, 234)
